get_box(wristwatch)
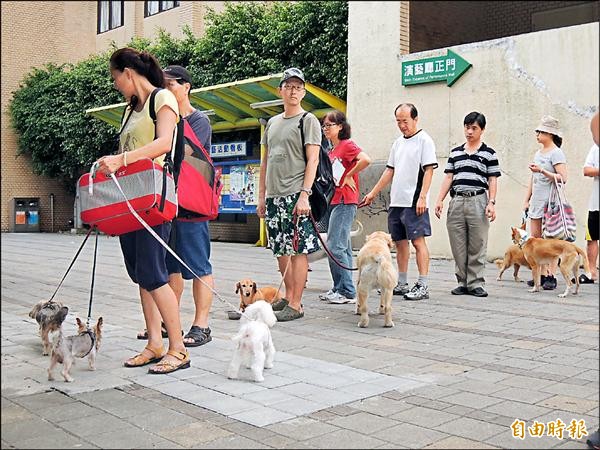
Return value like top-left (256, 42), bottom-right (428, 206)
top-left (300, 187), bottom-right (312, 195)
top-left (488, 199), bottom-right (496, 205)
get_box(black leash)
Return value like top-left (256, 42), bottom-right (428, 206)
top-left (86, 228), bottom-right (99, 328)
top-left (48, 227), bottom-right (95, 302)
top-left (305, 212), bottom-right (359, 271)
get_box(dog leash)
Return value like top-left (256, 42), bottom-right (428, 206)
top-left (301, 212), bottom-right (359, 271)
top-left (85, 228), bottom-right (99, 330)
top-left (108, 173), bottom-right (254, 321)
top-left (48, 226), bottom-right (95, 303)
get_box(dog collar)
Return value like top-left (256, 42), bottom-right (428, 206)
top-left (79, 329), bottom-right (96, 358)
top-left (518, 231), bottom-right (530, 248)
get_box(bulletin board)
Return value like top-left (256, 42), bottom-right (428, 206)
top-left (215, 160), bottom-right (261, 214)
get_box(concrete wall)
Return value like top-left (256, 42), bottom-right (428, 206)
top-left (348, 6), bottom-right (599, 259)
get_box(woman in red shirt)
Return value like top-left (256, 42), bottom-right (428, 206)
top-left (318, 111), bottom-right (372, 304)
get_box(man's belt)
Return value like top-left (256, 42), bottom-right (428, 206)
top-left (450, 188), bottom-right (486, 198)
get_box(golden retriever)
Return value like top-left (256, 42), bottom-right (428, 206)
top-left (235, 279), bottom-right (283, 312)
top-left (356, 231), bottom-right (398, 328)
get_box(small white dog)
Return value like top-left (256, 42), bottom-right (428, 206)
top-left (227, 300), bottom-right (276, 382)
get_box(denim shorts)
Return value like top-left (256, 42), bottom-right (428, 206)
top-left (265, 193), bottom-right (320, 257)
top-left (388, 206), bottom-right (432, 241)
top-left (166, 220), bottom-right (212, 279)
top-left (119, 223), bottom-right (171, 291)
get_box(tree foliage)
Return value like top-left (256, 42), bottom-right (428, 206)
top-left (9, 1), bottom-right (348, 191)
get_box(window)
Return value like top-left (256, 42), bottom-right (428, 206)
top-left (97, 1), bottom-right (123, 34)
top-left (145, 1), bottom-right (180, 17)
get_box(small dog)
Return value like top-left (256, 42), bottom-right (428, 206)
top-left (236, 279), bottom-right (283, 312)
top-left (48, 315), bottom-right (103, 382)
top-left (511, 227), bottom-right (591, 297)
top-left (495, 244), bottom-right (531, 282)
top-left (495, 222), bottom-right (530, 282)
top-left (29, 299), bottom-right (67, 355)
top-left (356, 231), bottom-right (398, 328)
top-left (227, 300), bottom-right (276, 382)
top-left (307, 220), bottom-right (364, 263)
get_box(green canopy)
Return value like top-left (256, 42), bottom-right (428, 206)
top-left (86, 73), bottom-right (346, 133)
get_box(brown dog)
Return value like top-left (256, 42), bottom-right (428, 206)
top-left (29, 300), bottom-right (67, 355)
top-left (495, 244), bottom-right (531, 282)
top-left (235, 279), bottom-right (283, 312)
top-left (495, 223), bottom-right (531, 282)
top-left (511, 227), bottom-right (591, 297)
top-left (356, 231), bottom-right (398, 328)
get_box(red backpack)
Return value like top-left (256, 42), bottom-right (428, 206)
top-left (149, 90), bottom-right (222, 221)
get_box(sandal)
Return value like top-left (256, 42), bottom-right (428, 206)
top-left (274, 304), bottom-right (304, 322)
top-left (579, 274), bottom-right (595, 284)
top-left (137, 322), bottom-right (183, 340)
top-left (124, 345), bottom-right (165, 367)
top-left (183, 326), bottom-right (212, 347)
top-left (148, 349), bottom-right (190, 374)
top-left (271, 298), bottom-right (289, 311)
top-left (136, 322), bottom-right (168, 340)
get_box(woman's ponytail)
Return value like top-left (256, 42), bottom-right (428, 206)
top-left (110, 47), bottom-right (165, 88)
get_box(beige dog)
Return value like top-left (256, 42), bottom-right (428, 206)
top-left (236, 279), bottom-right (283, 312)
top-left (495, 222), bottom-right (530, 282)
top-left (356, 231), bottom-right (398, 328)
top-left (511, 227), bottom-right (591, 297)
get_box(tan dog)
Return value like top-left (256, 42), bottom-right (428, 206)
top-left (495, 223), bottom-right (531, 282)
top-left (511, 227), bottom-right (591, 297)
top-left (356, 231), bottom-right (398, 328)
top-left (236, 279), bottom-right (283, 312)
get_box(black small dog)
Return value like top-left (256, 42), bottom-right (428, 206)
top-left (29, 300), bottom-right (68, 355)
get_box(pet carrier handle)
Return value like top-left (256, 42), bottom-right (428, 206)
top-left (88, 161), bottom-right (100, 195)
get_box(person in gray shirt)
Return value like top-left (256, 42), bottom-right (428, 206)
top-left (258, 68), bottom-right (321, 321)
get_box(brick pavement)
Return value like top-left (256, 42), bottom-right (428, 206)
top-left (1, 232), bottom-right (598, 448)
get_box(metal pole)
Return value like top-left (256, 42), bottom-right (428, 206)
top-left (50, 193), bottom-right (55, 233)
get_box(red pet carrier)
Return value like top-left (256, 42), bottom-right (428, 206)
top-left (77, 158), bottom-right (177, 236)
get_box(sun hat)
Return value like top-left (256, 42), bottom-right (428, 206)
top-left (535, 115), bottom-right (563, 138)
top-left (279, 67), bottom-right (305, 86)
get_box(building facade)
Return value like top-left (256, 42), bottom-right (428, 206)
top-left (1, 1), bottom-right (224, 232)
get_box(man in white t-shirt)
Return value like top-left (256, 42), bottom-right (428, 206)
top-left (362, 103), bottom-right (438, 301)
top-left (583, 143), bottom-right (599, 283)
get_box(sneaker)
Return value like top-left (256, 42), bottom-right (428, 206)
top-left (379, 283), bottom-right (410, 296)
top-left (319, 289), bottom-right (337, 301)
top-left (274, 305), bottom-right (304, 322)
top-left (542, 276), bottom-right (557, 290)
top-left (404, 282), bottom-right (429, 301)
top-left (327, 293), bottom-right (356, 304)
top-left (527, 275), bottom-right (547, 287)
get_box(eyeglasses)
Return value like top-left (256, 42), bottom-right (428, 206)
top-left (282, 85), bottom-right (305, 92)
top-left (322, 123), bottom-right (338, 129)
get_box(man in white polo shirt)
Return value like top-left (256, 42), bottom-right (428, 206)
top-left (362, 103), bottom-right (438, 301)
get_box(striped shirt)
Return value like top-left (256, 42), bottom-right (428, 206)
top-left (444, 143), bottom-right (501, 193)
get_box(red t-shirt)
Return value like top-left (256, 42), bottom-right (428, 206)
top-left (329, 139), bottom-right (362, 205)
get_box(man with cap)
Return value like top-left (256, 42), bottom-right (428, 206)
top-left (136, 64), bottom-right (215, 346)
top-left (257, 68), bottom-right (321, 321)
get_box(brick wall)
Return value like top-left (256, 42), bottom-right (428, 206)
top-left (409, 1), bottom-right (598, 53)
top-left (1, 1), bottom-right (221, 232)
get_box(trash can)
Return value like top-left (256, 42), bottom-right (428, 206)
top-left (10, 197), bottom-right (40, 232)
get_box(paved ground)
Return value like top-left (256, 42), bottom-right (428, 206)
top-left (1, 232), bottom-right (598, 449)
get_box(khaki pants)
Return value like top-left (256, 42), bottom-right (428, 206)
top-left (446, 193), bottom-right (489, 289)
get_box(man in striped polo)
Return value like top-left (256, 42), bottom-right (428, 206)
top-left (434, 112), bottom-right (500, 297)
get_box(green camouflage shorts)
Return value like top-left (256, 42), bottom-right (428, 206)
top-left (265, 193), bottom-right (320, 257)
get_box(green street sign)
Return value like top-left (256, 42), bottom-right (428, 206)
top-left (402, 50), bottom-right (472, 87)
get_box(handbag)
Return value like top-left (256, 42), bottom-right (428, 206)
top-left (542, 176), bottom-right (576, 242)
top-left (77, 158), bottom-right (177, 236)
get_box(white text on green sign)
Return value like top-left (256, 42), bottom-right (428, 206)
top-left (402, 50), bottom-right (471, 87)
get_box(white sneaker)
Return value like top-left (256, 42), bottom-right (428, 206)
top-left (328, 293), bottom-right (356, 304)
top-left (319, 289), bottom-right (337, 301)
